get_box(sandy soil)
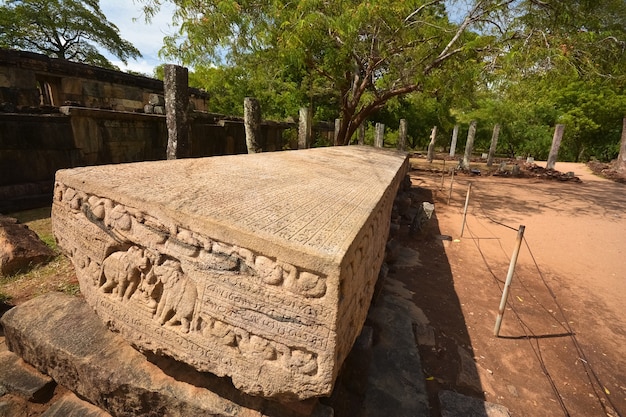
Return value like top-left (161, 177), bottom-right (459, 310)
top-left (397, 161), bottom-right (626, 416)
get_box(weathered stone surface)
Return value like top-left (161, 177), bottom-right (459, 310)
top-left (51, 146), bottom-right (408, 400)
top-left (361, 288), bottom-right (429, 417)
top-left (0, 292), bottom-right (332, 417)
top-left (456, 345), bottom-right (482, 392)
top-left (439, 390), bottom-right (511, 417)
top-left (0, 398), bottom-right (29, 417)
top-left (0, 350), bottom-right (55, 402)
top-left (0, 215), bottom-right (54, 276)
top-left (41, 392), bottom-right (112, 417)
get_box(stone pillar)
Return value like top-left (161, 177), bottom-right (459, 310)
top-left (334, 119), bottom-right (342, 146)
top-left (298, 107), bottom-right (312, 149)
top-left (358, 123), bottom-right (365, 145)
top-left (462, 121), bottom-right (477, 170)
top-left (375, 123), bottom-right (385, 148)
top-left (487, 124), bottom-right (500, 167)
top-left (164, 64), bottom-right (190, 160)
top-left (450, 124), bottom-right (459, 157)
top-left (244, 97), bottom-right (262, 153)
top-left (546, 124), bottom-right (565, 170)
top-left (427, 126), bottom-right (437, 162)
top-left (398, 119), bottom-right (407, 151)
top-left (617, 117), bottom-right (626, 172)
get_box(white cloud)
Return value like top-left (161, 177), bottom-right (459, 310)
top-left (100, 0), bottom-right (179, 76)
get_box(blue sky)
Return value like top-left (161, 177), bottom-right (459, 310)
top-left (100, 1), bottom-right (178, 76)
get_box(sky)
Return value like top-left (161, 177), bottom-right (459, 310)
top-left (100, 1), bottom-right (178, 76)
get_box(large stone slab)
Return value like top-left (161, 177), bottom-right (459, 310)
top-left (41, 392), bottom-right (112, 417)
top-left (51, 146), bottom-right (408, 400)
top-left (0, 350), bottom-right (55, 402)
top-left (0, 292), bottom-right (332, 417)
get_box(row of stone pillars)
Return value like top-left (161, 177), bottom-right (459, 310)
top-left (429, 121), bottom-right (566, 170)
top-left (161, 64), bottom-right (576, 166)
top-left (162, 65), bottom-right (268, 158)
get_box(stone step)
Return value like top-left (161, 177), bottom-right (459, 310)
top-left (0, 292), bottom-right (333, 417)
top-left (0, 350), bottom-right (55, 402)
top-left (41, 392), bottom-right (112, 417)
top-left (439, 390), bottom-right (511, 417)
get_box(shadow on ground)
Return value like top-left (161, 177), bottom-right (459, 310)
top-left (395, 179), bottom-right (488, 416)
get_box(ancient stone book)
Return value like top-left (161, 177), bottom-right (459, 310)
top-left (52, 146), bottom-right (408, 400)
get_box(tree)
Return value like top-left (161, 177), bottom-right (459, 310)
top-left (460, 0), bottom-right (626, 161)
top-left (502, 0), bottom-right (626, 83)
top-left (141, 0), bottom-right (513, 145)
top-left (0, 0), bottom-right (141, 69)
top-left (141, 0), bottom-right (625, 152)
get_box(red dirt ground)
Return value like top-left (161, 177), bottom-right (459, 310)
top-left (397, 161), bottom-right (626, 417)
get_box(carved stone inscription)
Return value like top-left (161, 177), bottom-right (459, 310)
top-left (51, 146), bottom-right (408, 400)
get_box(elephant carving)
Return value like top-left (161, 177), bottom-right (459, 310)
top-left (153, 260), bottom-right (197, 333)
top-left (100, 246), bottom-right (149, 301)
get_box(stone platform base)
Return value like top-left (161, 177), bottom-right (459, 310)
top-left (0, 277), bottom-right (436, 416)
top-left (1, 292), bottom-right (332, 417)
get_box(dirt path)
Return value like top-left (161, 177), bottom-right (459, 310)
top-left (396, 162), bottom-right (626, 416)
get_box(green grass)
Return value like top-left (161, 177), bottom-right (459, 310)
top-left (0, 291), bottom-right (11, 304)
top-left (8, 206), bottom-right (57, 250)
top-left (1, 207), bottom-right (78, 304)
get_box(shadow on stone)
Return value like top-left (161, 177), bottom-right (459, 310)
top-left (142, 350), bottom-right (328, 417)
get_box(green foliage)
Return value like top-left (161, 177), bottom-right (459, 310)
top-left (0, 291), bottom-right (11, 305)
top-left (142, 0), bottom-right (626, 159)
top-left (140, 0), bottom-right (507, 143)
top-left (371, 93), bottom-right (455, 150)
top-left (0, 0), bottom-right (141, 69)
top-left (455, 77), bottom-right (626, 162)
top-left (504, 0), bottom-right (626, 84)
top-left (554, 82), bottom-right (626, 161)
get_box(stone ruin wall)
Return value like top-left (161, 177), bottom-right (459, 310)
top-left (0, 49), bottom-right (209, 113)
top-left (0, 49), bottom-right (298, 212)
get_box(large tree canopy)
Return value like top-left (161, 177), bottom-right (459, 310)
top-left (0, 0), bottom-right (141, 69)
top-left (503, 0), bottom-right (626, 82)
top-left (142, 0), bottom-right (516, 144)
top-left (142, 0), bottom-right (626, 155)
top-left (463, 0), bottom-right (626, 161)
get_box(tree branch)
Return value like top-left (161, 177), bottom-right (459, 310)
top-left (404, 0), bottom-right (444, 24)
